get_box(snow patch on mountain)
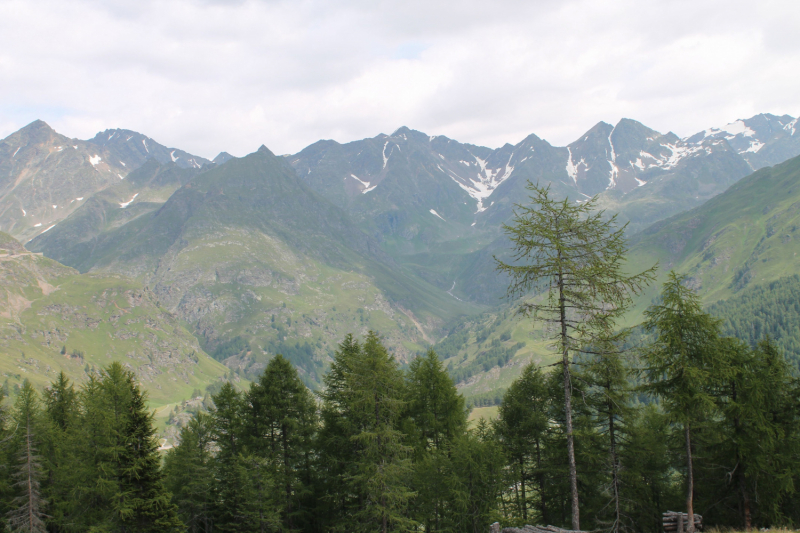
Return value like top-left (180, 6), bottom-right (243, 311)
top-left (660, 143), bottom-right (704, 169)
top-left (703, 119), bottom-right (756, 139)
top-left (349, 174), bottom-right (376, 193)
top-left (743, 140), bottom-right (765, 153)
top-left (120, 193), bottom-right (139, 208)
top-left (90, 155), bottom-right (102, 166)
top-left (785, 118), bottom-right (798, 136)
top-left (607, 126), bottom-right (618, 189)
top-left (566, 148), bottom-right (587, 183)
top-left (170, 150), bottom-right (178, 162)
top-left (429, 209), bottom-right (445, 221)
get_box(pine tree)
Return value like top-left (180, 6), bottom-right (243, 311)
top-left (6, 381), bottom-right (47, 533)
top-left (404, 349), bottom-right (467, 531)
top-left (114, 373), bottom-right (183, 532)
top-left (244, 354), bottom-right (317, 531)
top-left (405, 349), bottom-right (467, 454)
top-left (316, 334), bottom-right (362, 530)
top-left (41, 372), bottom-right (79, 530)
top-left (642, 272), bottom-right (724, 533)
top-left (72, 371), bottom-right (124, 530)
top-left (496, 182), bottom-right (655, 530)
top-left (619, 406), bottom-right (681, 533)
top-left (710, 336), bottom-right (800, 528)
top-left (318, 333), bottom-right (416, 532)
top-left (445, 420), bottom-right (503, 533)
top-left (348, 333), bottom-right (415, 533)
top-left (494, 364), bottom-right (551, 525)
top-left (164, 413), bottom-right (215, 533)
top-left (209, 382), bottom-right (250, 532)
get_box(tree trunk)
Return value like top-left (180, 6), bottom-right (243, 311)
top-left (685, 423), bottom-right (695, 533)
top-left (732, 381), bottom-right (751, 531)
top-left (536, 439), bottom-right (547, 523)
top-left (609, 400), bottom-right (621, 533)
top-left (520, 457), bottom-right (527, 522)
top-left (559, 262), bottom-right (580, 531)
top-left (282, 425), bottom-right (293, 532)
top-left (742, 482), bottom-right (752, 531)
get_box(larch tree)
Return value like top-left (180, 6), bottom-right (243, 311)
top-left (496, 182), bottom-right (654, 530)
top-left (6, 381), bottom-right (47, 533)
top-left (642, 272), bottom-right (724, 533)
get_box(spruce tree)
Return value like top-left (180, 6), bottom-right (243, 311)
top-left (496, 182), bottom-right (655, 530)
top-left (642, 272), bottom-right (723, 533)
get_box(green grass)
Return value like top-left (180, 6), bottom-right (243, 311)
top-left (0, 253), bottom-right (227, 407)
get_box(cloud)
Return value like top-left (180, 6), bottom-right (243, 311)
top-left (0, 0), bottom-right (798, 157)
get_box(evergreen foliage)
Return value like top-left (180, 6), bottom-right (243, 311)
top-left (642, 272), bottom-right (726, 533)
top-left (1, 319), bottom-right (799, 532)
top-left (709, 274), bottom-right (800, 369)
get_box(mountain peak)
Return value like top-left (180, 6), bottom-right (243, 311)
top-left (257, 144), bottom-right (274, 156)
top-left (213, 152), bottom-right (234, 165)
top-left (17, 119), bottom-right (56, 139)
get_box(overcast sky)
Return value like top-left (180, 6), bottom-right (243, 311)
top-left (1, 0), bottom-right (798, 158)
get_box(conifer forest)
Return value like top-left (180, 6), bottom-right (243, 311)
top-left (1, 185), bottom-right (799, 533)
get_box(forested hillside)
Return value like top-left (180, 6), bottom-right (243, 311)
top-left (709, 274), bottom-right (800, 369)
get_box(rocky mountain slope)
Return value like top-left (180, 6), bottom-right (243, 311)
top-left (29, 146), bottom-right (476, 385)
top-left (289, 114), bottom-right (798, 304)
top-left (0, 232), bottom-right (227, 404)
top-left (0, 121), bottom-right (212, 245)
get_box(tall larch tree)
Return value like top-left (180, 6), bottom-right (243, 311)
top-left (496, 182), bottom-right (655, 530)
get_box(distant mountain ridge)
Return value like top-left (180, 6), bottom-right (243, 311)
top-left (2, 112), bottom-right (799, 399)
top-left (0, 120), bottom-right (213, 244)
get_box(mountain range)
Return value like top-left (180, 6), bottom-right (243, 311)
top-left (1, 111), bottom-right (798, 406)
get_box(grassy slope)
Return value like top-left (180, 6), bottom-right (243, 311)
top-left (625, 153), bottom-right (800, 318)
top-left (0, 233), bottom-right (227, 406)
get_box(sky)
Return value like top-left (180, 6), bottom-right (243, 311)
top-left (1, 0), bottom-right (798, 158)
